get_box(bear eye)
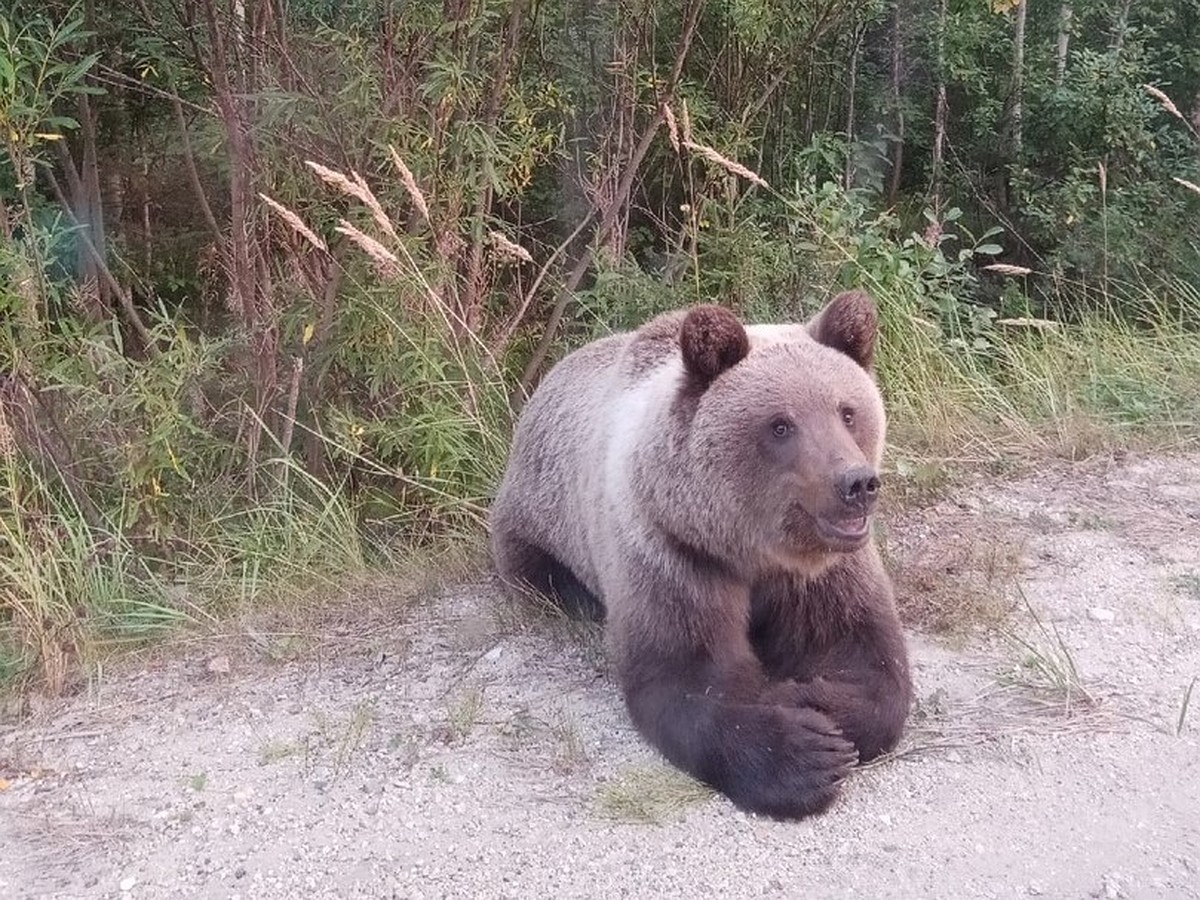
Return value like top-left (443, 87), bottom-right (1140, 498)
top-left (840, 406), bottom-right (856, 427)
top-left (769, 417), bottom-right (794, 439)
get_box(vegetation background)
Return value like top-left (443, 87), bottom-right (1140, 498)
top-left (1, 0), bottom-right (1198, 693)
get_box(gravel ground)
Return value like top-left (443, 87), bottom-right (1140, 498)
top-left (3, 451), bottom-right (1199, 900)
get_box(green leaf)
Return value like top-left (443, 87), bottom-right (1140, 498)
top-left (975, 243), bottom-right (1003, 256)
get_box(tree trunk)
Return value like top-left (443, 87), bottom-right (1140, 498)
top-left (887, 0), bottom-right (905, 206)
top-left (930, 0), bottom-right (948, 211)
top-left (197, 0), bottom-right (276, 484)
top-left (1111, 0), bottom-right (1134, 54)
top-left (843, 26), bottom-right (863, 191)
top-left (1011, 0), bottom-right (1027, 160)
top-left (1055, 3), bottom-right (1073, 87)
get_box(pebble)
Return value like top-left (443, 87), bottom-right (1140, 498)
top-left (120, 876), bottom-right (138, 891)
top-left (1088, 607), bottom-right (1116, 623)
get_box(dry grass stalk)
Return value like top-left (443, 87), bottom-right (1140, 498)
top-left (334, 220), bottom-right (401, 278)
top-left (349, 171), bottom-right (399, 242)
top-left (488, 230), bottom-right (534, 264)
top-left (388, 146), bottom-right (432, 224)
top-left (258, 193), bottom-right (328, 252)
top-left (996, 317), bottom-right (1059, 329)
top-left (680, 97), bottom-right (693, 144)
top-left (983, 263), bottom-right (1033, 277)
top-left (0, 404), bottom-right (14, 460)
top-left (683, 141), bottom-right (769, 189)
top-left (1143, 84), bottom-right (1183, 120)
top-left (306, 160), bottom-right (397, 241)
top-left (306, 160), bottom-right (371, 205)
top-left (662, 103), bottom-right (680, 153)
top-left (1174, 177), bottom-right (1200, 198)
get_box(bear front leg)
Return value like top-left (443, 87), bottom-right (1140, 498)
top-left (781, 651), bottom-right (911, 763)
top-left (751, 573), bottom-right (913, 763)
top-left (614, 605), bottom-right (859, 820)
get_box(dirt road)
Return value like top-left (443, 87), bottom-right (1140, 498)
top-left (3, 451), bottom-right (1199, 899)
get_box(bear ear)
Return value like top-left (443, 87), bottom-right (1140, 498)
top-left (679, 304), bottom-right (750, 385)
top-left (807, 289), bottom-right (879, 370)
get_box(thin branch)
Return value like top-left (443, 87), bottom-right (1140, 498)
top-left (491, 209), bottom-right (597, 359)
top-left (172, 93), bottom-right (223, 242)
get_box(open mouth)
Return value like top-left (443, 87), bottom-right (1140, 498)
top-left (816, 515), bottom-right (871, 544)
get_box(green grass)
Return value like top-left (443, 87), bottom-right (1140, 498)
top-left (0, 451), bottom-right (378, 695)
top-left (999, 588), bottom-right (1094, 712)
top-left (1171, 573), bottom-right (1200, 602)
top-left (0, 459), bottom-right (182, 695)
top-left (878, 277), bottom-right (1200, 463)
top-left (595, 764), bottom-right (715, 824)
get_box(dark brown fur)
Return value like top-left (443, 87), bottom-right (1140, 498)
top-left (680, 304), bottom-right (751, 383)
top-left (807, 289), bottom-right (879, 369)
top-left (490, 292), bottom-right (913, 820)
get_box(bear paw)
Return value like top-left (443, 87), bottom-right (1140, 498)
top-left (716, 704), bottom-right (857, 820)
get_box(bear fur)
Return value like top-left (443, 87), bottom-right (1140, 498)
top-left (489, 291), bottom-right (912, 820)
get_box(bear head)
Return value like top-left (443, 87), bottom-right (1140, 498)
top-left (662, 290), bottom-right (886, 575)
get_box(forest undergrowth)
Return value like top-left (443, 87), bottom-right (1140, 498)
top-left (2, 0), bottom-right (1198, 693)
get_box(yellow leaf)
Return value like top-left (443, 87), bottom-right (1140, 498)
top-left (302, 322), bottom-right (315, 345)
top-left (0, 778), bottom-right (11, 791)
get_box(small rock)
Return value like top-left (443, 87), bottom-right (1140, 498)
top-left (484, 645), bottom-right (503, 663)
top-left (1088, 607), bottom-right (1116, 623)
top-left (1028, 882), bottom-right (1044, 896)
top-left (206, 655), bottom-right (232, 676)
top-left (120, 875), bottom-right (138, 891)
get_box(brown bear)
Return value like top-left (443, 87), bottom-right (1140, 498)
top-left (489, 290), bottom-right (912, 820)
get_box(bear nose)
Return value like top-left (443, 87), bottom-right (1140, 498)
top-left (836, 465), bottom-right (881, 509)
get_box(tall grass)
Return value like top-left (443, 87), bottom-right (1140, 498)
top-left (879, 277), bottom-right (1200, 461)
top-left (0, 445), bottom-right (380, 693)
top-left (0, 454), bottom-right (180, 694)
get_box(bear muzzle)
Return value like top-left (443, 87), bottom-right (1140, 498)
top-left (812, 464), bottom-right (880, 549)
top-left (835, 464), bottom-right (880, 511)
top-left (814, 513), bottom-right (871, 547)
